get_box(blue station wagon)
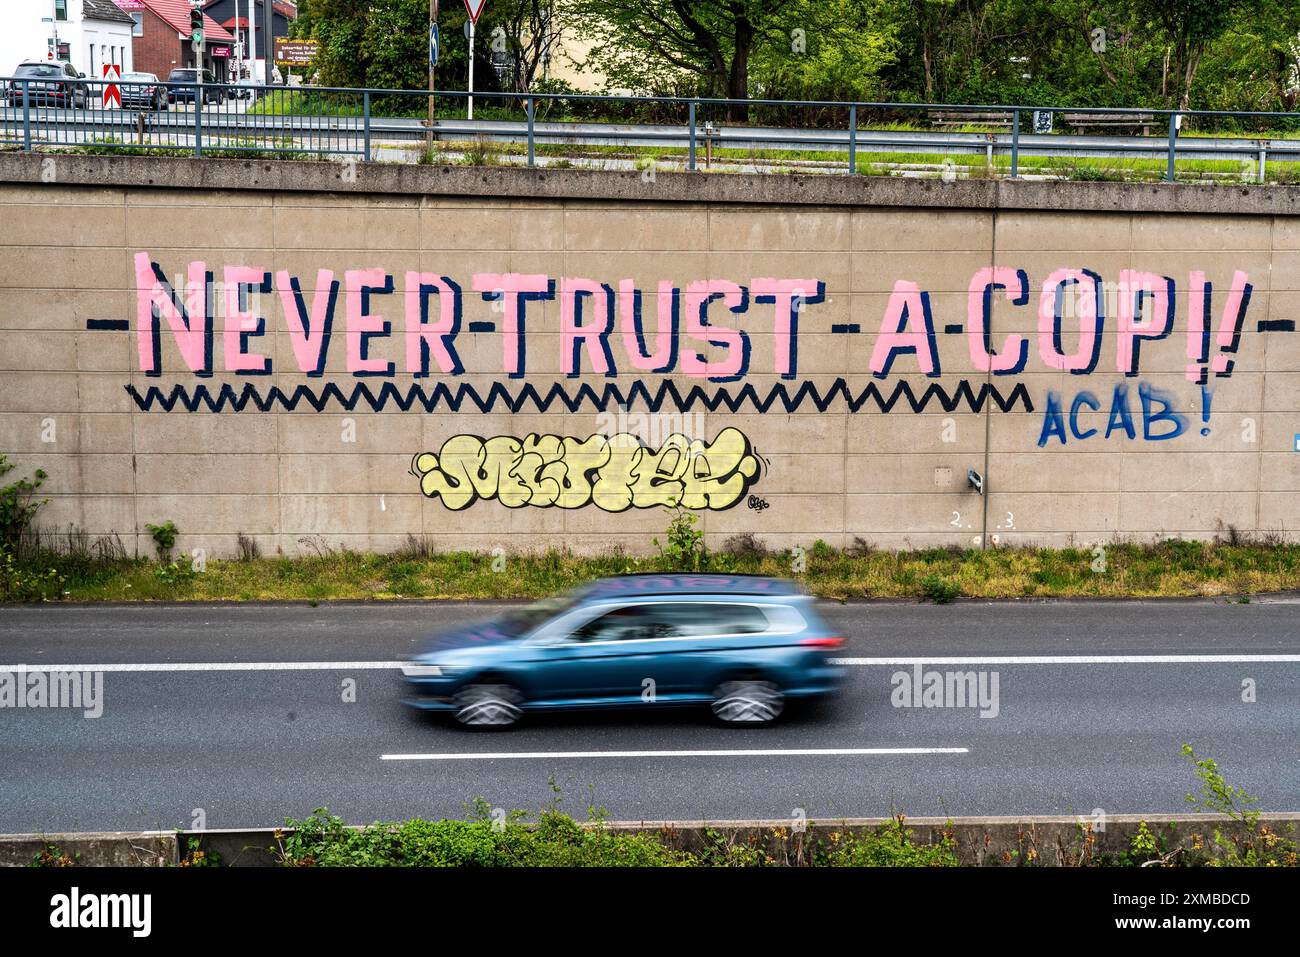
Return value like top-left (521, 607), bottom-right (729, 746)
top-left (401, 574), bottom-right (845, 728)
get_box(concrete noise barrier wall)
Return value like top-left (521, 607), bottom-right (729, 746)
top-left (1, 154), bottom-right (1298, 557)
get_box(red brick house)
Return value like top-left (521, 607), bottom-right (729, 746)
top-left (131, 0), bottom-right (235, 82)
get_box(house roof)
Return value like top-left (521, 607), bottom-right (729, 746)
top-left (85, 0), bottom-right (136, 24)
top-left (204, 0), bottom-right (298, 20)
top-left (139, 0), bottom-right (235, 42)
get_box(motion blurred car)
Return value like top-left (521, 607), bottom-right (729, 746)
top-left (119, 72), bottom-right (167, 111)
top-left (402, 574), bottom-right (844, 728)
top-left (166, 68), bottom-right (224, 105)
top-left (5, 61), bottom-right (89, 108)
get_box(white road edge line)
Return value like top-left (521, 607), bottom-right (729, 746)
top-left (2, 654), bottom-right (1298, 672)
top-left (0, 662), bottom-right (401, 672)
top-left (831, 655), bottom-right (1300, 664)
top-left (380, 747), bottom-right (970, 761)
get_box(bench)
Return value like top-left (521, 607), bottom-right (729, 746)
top-left (930, 110), bottom-right (1015, 129)
top-left (1060, 112), bottom-right (1155, 135)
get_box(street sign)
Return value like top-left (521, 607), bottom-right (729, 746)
top-left (462, 0), bottom-right (488, 24)
top-left (429, 22), bottom-right (440, 66)
top-left (102, 63), bottom-right (121, 109)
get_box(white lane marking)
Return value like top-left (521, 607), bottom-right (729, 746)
top-left (0, 661), bottom-right (401, 672)
top-left (2, 654), bottom-right (1298, 672)
top-left (381, 747), bottom-right (969, 761)
top-left (832, 655), bottom-right (1300, 665)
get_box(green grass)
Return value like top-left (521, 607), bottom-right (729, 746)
top-left (7, 537), bottom-right (1300, 603)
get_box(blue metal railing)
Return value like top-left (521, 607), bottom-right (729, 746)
top-left (2, 75), bottom-right (1298, 182)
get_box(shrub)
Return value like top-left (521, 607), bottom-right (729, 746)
top-left (920, 573), bottom-right (960, 603)
top-left (145, 521), bottom-right (178, 562)
top-left (275, 806), bottom-right (685, 868)
top-left (0, 455), bottom-right (47, 553)
top-left (0, 547), bottom-right (63, 602)
top-left (653, 506), bottom-right (707, 571)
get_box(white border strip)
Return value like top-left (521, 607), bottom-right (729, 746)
top-left (381, 747), bottom-right (969, 761)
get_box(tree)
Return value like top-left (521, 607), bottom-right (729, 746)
top-left (567, 0), bottom-right (798, 118)
top-left (1144, 0), bottom-right (1255, 110)
top-left (751, 0), bottom-right (904, 102)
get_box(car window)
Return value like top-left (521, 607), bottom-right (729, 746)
top-left (497, 592), bottom-right (581, 636)
top-left (17, 65), bottom-right (62, 77)
top-left (572, 605), bottom-right (657, 642)
top-left (648, 603), bottom-right (772, 637)
top-left (124, 73), bottom-right (156, 82)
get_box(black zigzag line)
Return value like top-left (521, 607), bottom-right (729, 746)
top-left (124, 378), bottom-right (1034, 414)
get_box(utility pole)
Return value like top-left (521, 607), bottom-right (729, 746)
top-left (263, 0), bottom-right (275, 85)
top-left (235, 0), bottom-right (243, 80)
top-left (249, 0), bottom-right (257, 82)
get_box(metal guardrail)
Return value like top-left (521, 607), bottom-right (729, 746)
top-left (2, 76), bottom-right (1298, 182)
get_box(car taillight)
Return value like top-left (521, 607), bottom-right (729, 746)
top-left (800, 636), bottom-right (844, 649)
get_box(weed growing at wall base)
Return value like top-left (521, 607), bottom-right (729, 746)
top-left (5, 537), bottom-right (1300, 602)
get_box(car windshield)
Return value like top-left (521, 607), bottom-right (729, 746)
top-left (16, 65), bottom-right (62, 77)
top-left (168, 71), bottom-right (196, 80)
top-left (496, 593), bottom-right (582, 636)
top-left (124, 73), bottom-right (155, 82)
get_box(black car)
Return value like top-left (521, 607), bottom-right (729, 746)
top-left (5, 61), bottom-right (89, 108)
top-left (165, 69), bottom-right (225, 105)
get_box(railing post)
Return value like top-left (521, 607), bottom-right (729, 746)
top-left (363, 91), bottom-right (371, 162)
top-left (1010, 109), bottom-right (1020, 179)
top-left (21, 81), bottom-right (31, 151)
top-left (1166, 113), bottom-right (1177, 181)
top-left (688, 100), bottom-right (696, 171)
top-left (194, 85), bottom-right (203, 157)
top-left (527, 96), bottom-right (535, 167)
top-left (1258, 143), bottom-right (1266, 183)
top-left (847, 104), bottom-right (857, 175)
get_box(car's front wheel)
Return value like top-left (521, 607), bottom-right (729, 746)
top-left (711, 678), bottom-right (784, 725)
top-left (453, 683), bottom-right (524, 728)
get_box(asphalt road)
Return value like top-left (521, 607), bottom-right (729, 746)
top-left (1, 597), bottom-right (1297, 833)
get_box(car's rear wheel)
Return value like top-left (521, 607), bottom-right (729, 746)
top-left (453, 683), bottom-right (523, 728)
top-left (711, 678), bottom-right (784, 725)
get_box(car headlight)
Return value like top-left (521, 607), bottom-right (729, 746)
top-left (401, 663), bottom-right (445, 678)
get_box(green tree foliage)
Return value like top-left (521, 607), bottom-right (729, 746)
top-left (295, 0), bottom-right (1300, 122)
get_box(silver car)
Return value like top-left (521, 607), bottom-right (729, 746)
top-left (119, 72), bottom-right (166, 111)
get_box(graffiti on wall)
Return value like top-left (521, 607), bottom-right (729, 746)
top-left (99, 252), bottom-right (1294, 509)
top-left (411, 427), bottom-right (760, 511)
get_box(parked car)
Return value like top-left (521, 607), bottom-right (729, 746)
top-left (401, 574), bottom-right (845, 728)
top-left (119, 72), bottom-right (167, 111)
top-left (5, 61), bottom-right (89, 108)
top-left (165, 68), bottom-right (224, 105)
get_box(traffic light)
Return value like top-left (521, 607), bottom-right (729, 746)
top-left (190, 7), bottom-right (203, 43)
